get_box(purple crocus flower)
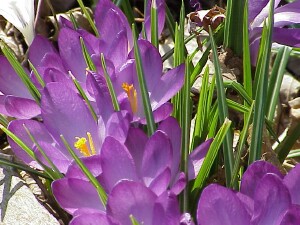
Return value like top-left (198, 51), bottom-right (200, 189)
top-left (7, 82), bottom-right (130, 173)
top-left (0, 56), bottom-right (41, 119)
top-left (249, 0), bottom-right (300, 63)
top-left (197, 160), bottom-right (300, 225)
top-left (68, 180), bottom-right (181, 225)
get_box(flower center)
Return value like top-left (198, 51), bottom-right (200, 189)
top-left (122, 82), bottom-right (138, 114)
top-left (74, 132), bottom-right (96, 156)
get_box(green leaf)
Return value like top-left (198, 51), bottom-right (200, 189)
top-left (132, 24), bottom-right (156, 135)
top-left (130, 215), bottom-right (140, 225)
top-left (266, 46), bottom-right (292, 121)
top-left (150, 0), bottom-right (159, 48)
top-left (209, 26), bottom-right (234, 187)
top-left (28, 60), bottom-right (45, 88)
top-left (77, 0), bottom-right (100, 37)
top-left (193, 118), bottom-right (232, 190)
top-left (80, 37), bottom-right (97, 71)
top-left (100, 54), bottom-right (120, 111)
top-left (248, 0), bottom-right (275, 164)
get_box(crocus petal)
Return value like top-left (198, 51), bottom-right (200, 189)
top-left (197, 184), bottom-right (251, 225)
top-left (41, 83), bottom-right (100, 153)
top-left (139, 102), bottom-right (173, 124)
top-left (58, 28), bottom-right (92, 82)
top-left (66, 155), bottom-right (102, 180)
top-left (157, 116), bottom-right (181, 180)
top-left (5, 96), bottom-right (40, 119)
top-left (141, 131), bottom-right (172, 186)
top-left (52, 178), bottom-right (105, 215)
top-left (144, 0), bottom-right (165, 42)
top-left (170, 172), bottom-right (186, 195)
top-left (240, 160), bottom-right (283, 199)
top-left (8, 120), bottom-right (70, 173)
top-left (0, 95), bottom-right (9, 116)
top-left (100, 137), bottom-right (138, 192)
top-left (107, 180), bottom-right (157, 225)
top-left (95, 0), bottom-right (132, 47)
top-left (272, 27), bottom-right (300, 47)
top-left (125, 127), bottom-right (148, 175)
top-left (150, 64), bottom-right (185, 109)
top-left (251, 174), bottom-right (291, 225)
top-left (279, 205), bottom-right (300, 225)
top-left (71, 209), bottom-right (120, 225)
top-left (188, 139), bottom-right (213, 180)
top-left (0, 56), bottom-right (32, 98)
top-left (274, 0), bottom-right (300, 27)
top-left (284, 163), bottom-right (300, 205)
top-left (28, 35), bottom-right (58, 67)
top-left (148, 168), bottom-right (171, 195)
top-left (248, 0), bottom-right (280, 23)
top-left (0, 0), bottom-right (35, 45)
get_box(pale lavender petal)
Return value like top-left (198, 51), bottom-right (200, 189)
top-left (157, 116), bottom-right (181, 180)
top-left (71, 210), bottom-right (120, 225)
top-left (273, 28), bottom-right (300, 47)
top-left (148, 168), bottom-right (171, 195)
top-left (107, 180), bottom-right (157, 225)
top-left (180, 213), bottom-right (195, 225)
top-left (41, 83), bottom-right (100, 153)
top-left (248, 0), bottom-right (280, 23)
top-left (0, 95), bottom-right (8, 115)
top-left (188, 139), bottom-right (213, 180)
top-left (100, 137), bottom-right (138, 192)
top-left (279, 205), bottom-right (300, 225)
top-left (129, 40), bottom-right (163, 91)
top-left (95, 0), bottom-right (132, 47)
top-left (240, 160), bottom-right (283, 198)
top-left (170, 172), bottom-right (186, 195)
top-left (58, 28), bottom-right (91, 82)
top-left (125, 127), bottom-right (148, 175)
top-left (106, 111), bottom-right (131, 143)
top-left (28, 35), bottom-right (57, 67)
top-left (236, 192), bottom-right (254, 216)
top-left (251, 174), bottom-right (291, 225)
top-left (274, 0), bottom-right (300, 26)
top-left (66, 155), bottom-right (102, 180)
top-left (139, 102), bottom-right (173, 124)
top-left (144, 0), bottom-right (165, 42)
top-left (52, 178), bottom-right (105, 215)
top-left (0, 56), bottom-right (32, 98)
top-left (283, 163), bottom-right (300, 205)
top-left (141, 131), bottom-right (172, 186)
top-left (197, 184), bottom-right (251, 225)
top-left (5, 96), bottom-right (40, 119)
top-left (150, 64), bottom-right (185, 109)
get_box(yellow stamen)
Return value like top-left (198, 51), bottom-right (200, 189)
top-left (74, 132), bottom-right (96, 157)
top-left (87, 132), bottom-right (96, 155)
top-left (122, 82), bottom-right (138, 114)
top-left (74, 137), bottom-right (91, 156)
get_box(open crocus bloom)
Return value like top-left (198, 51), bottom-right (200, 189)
top-left (7, 82), bottom-right (130, 173)
top-left (249, 0), bottom-right (300, 63)
top-left (197, 160), bottom-right (300, 225)
top-left (0, 0), bottom-right (35, 45)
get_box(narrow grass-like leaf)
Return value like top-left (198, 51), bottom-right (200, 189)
top-left (230, 102), bottom-right (254, 187)
top-left (180, 59), bottom-right (192, 212)
top-left (242, 0), bottom-right (252, 100)
top-left (0, 157), bottom-right (52, 180)
top-left (150, 0), bottom-right (158, 48)
top-left (276, 123), bottom-right (300, 163)
top-left (69, 11), bottom-right (79, 29)
top-left (165, 5), bottom-right (175, 41)
top-left (191, 66), bottom-right (210, 149)
top-left (0, 115), bottom-right (8, 127)
top-left (132, 24), bottom-right (156, 135)
top-left (224, 81), bottom-right (252, 106)
top-left (100, 54), bottom-right (120, 111)
top-left (287, 149), bottom-right (300, 159)
top-left (77, 0), bottom-right (99, 37)
top-left (226, 99), bottom-right (249, 114)
top-left (120, 0), bottom-right (137, 34)
top-left (130, 215), bottom-right (140, 225)
top-left (80, 37), bottom-right (96, 71)
top-left (208, 108), bottom-right (219, 139)
top-left (0, 41), bottom-right (41, 103)
top-left (23, 124), bottom-right (63, 179)
top-left (70, 75), bottom-right (98, 122)
top-left (193, 118), bottom-right (232, 190)
top-left (266, 46), bottom-right (292, 121)
top-left (249, 0), bottom-right (274, 164)
top-left (60, 135), bottom-right (107, 206)
top-left (28, 60), bottom-right (45, 88)
top-left (209, 26), bottom-right (234, 186)
top-left (190, 46), bottom-right (211, 84)
top-left (113, 0), bottom-right (124, 6)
